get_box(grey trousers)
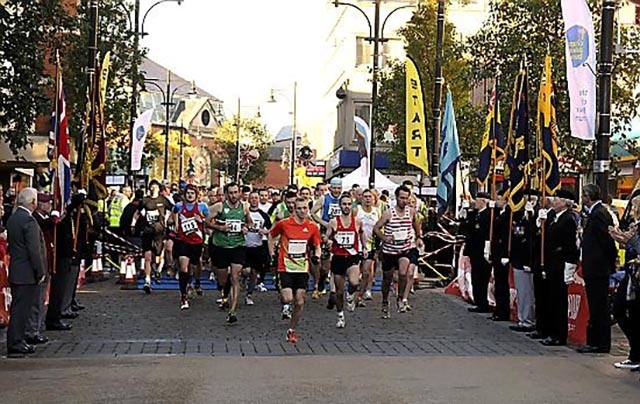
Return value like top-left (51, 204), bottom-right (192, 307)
top-left (61, 263), bottom-right (80, 314)
top-left (25, 278), bottom-right (47, 338)
top-left (514, 268), bottom-right (536, 327)
top-left (7, 284), bottom-right (38, 349)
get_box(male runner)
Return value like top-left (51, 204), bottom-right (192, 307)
top-left (268, 197), bottom-right (321, 343)
top-left (245, 190), bottom-right (272, 305)
top-left (172, 184), bottom-right (209, 310)
top-left (373, 185), bottom-right (423, 318)
top-left (258, 188), bottom-right (272, 213)
top-left (270, 190), bottom-right (298, 318)
top-left (310, 178), bottom-right (343, 303)
top-left (138, 180), bottom-right (173, 294)
top-left (209, 182), bottom-right (252, 323)
top-left (325, 194), bottom-right (366, 328)
top-left (355, 188), bottom-right (381, 302)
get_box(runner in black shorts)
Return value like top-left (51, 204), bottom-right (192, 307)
top-left (244, 190), bottom-right (271, 306)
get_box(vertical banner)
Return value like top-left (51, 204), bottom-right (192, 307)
top-left (561, 0), bottom-right (596, 141)
top-left (130, 109), bottom-right (154, 171)
top-left (539, 55), bottom-right (561, 195)
top-left (354, 115), bottom-right (371, 180)
top-left (507, 65), bottom-right (529, 212)
top-left (405, 56), bottom-right (429, 175)
top-left (437, 91), bottom-right (461, 214)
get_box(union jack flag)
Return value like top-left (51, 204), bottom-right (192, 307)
top-left (48, 69), bottom-right (72, 215)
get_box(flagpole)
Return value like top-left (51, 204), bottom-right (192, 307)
top-left (431, 0), bottom-right (446, 190)
top-left (489, 73), bottom-right (500, 251)
top-left (52, 49), bottom-right (61, 276)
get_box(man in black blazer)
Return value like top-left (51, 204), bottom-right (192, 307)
top-left (541, 190), bottom-right (579, 346)
top-left (463, 192), bottom-right (492, 313)
top-left (6, 188), bottom-right (47, 357)
top-left (578, 184), bottom-right (617, 353)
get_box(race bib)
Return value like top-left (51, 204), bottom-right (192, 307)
top-left (146, 209), bottom-right (160, 223)
top-left (328, 204), bottom-right (341, 218)
top-left (180, 217), bottom-right (198, 234)
top-left (335, 231), bottom-right (355, 248)
top-left (394, 229), bottom-right (408, 244)
top-left (288, 239), bottom-right (307, 258)
top-left (227, 220), bottom-right (242, 233)
top-left (250, 218), bottom-right (264, 233)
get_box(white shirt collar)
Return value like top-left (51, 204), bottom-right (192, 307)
top-left (18, 206), bottom-right (32, 216)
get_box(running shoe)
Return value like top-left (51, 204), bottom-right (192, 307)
top-left (209, 272), bottom-right (215, 281)
top-left (218, 298), bottom-right (229, 309)
top-left (382, 302), bottom-right (390, 319)
top-left (281, 304), bottom-right (292, 320)
top-left (143, 281), bottom-right (151, 294)
top-left (180, 297), bottom-right (189, 310)
top-left (346, 294), bottom-right (356, 312)
top-left (195, 284), bottom-right (203, 296)
top-left (614, 360), bottom-right (640, 370)
top-left (399, 299), bottom-right (409, 313)
top-left (336, 313), bottom-right (346, 328)
top-left (326, 292), bottom-right (336, 310)
top-left (286, 329), bottom-right (298, 344)
top-left (154, 270), bottom-right (162, 284)
top-left (257, 282), bottom-right (268, 292)
top-left (363, 290), bottom-right (373, 301)
top-left (245, 295), bottom-right (255, 306)
top-left (187, 286), bottom-right (195, 299)
top-left (320, 289), bottom-right (327, 296)
top-left (311, 290), bottom-right (321, 299)
top-left (226, 311), bottom-right (238, 324)
top-left (356, 299), bottom-right (366, 308)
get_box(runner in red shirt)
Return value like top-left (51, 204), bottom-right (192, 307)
top-left (268, 197), bottom-right (321, 344)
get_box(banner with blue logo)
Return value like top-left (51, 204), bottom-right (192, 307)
top-left (561, 0), bottom-right (596, 141)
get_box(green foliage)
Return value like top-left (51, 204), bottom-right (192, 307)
top-left (375, 0), bottom-right (484, 173)
top-left (213, 116), bottom-right (273, 184)
top-left (466, 0), bottom-right (640, 170)
top-left (0, 0), bottom-right (72, 154)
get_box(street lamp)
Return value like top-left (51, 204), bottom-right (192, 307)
top-left (268, 81), bottom-right (297, 185)
top-left (333, 0), bottom-right (416, 189)
top-left (128, 0), bottom-right (184, 185)
top-left (142, 72), bottom-right (195, 182)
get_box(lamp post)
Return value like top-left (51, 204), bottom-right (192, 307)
top-left (333, 0), bottom-right (415, 189)
top-left (128, 0), bottom-right (184, 185)
top-left (268, 81), bottom-right (298, 185)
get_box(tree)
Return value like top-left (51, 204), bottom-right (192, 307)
top-left (375, 0), bottom-right (485, 173)
top-left (213, 117), bottom-right (272, 184)
top-left (466, 0), bottom-right (640, 172)
top-left (0, 0), bottom-right (72, 154)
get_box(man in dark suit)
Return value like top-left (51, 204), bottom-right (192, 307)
top-left (490, 190), bottom-right (511, 321)
top-left (578, 183), bottom-right (617, 353)
top-left (541, 190), bottom-right (579, 346)
top-left (464, 192), bottom-right (492, 313)
top-left (6, 188), bottom-right (48, 357)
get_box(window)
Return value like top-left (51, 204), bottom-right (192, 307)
top-left (355, 36), bottom-right (372, 67)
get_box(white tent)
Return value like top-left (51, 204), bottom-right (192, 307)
top-left (340, 169), bottom-right (398, 192)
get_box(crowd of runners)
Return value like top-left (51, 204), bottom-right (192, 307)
top-left (122, 178), bottom-right (427, 343)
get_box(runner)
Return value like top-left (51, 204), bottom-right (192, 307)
top-left (172, 184), bottom-right (209, 310)
top-left (209, 182), bottom-right (253, 324)
top-left (258, 188), bottom-right (272, 213)
top-left (268, 197), bottom-right (322, 343)
top-left (310, 177), bottom-right (343, 305)
top-left (138, 180), bottom-right (173, 294)
top-left (355, 188), bottom-right (381, 303)
top-left (325, 193), bottom-right (366, 328)
top-left (245, 190), bottom-right (272, 305)
top-left (373, 185), bottom-right (423, 318)
top-left (270, 190), bottom-right (298, 319)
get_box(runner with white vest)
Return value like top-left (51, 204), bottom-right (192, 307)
top-left (373, 185), bottom-right (423, 318)
top-left (325, 193), bottom-right (366, 328)
top-left (355, 188), bottom-right (381, 303)
top-left (244, 190), bottom-right (271, 306)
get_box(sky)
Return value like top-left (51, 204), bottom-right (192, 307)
top-left (141, 0), bottom-right (329, 136)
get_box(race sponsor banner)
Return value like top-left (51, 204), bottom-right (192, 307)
top-left (567, 266), bottom-right (589, 345)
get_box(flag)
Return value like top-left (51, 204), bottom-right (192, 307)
top-left (539, 55), bottom-right (561, 195)
top-left (130, 109), bottom-right (154, 171)
top-left (476, 84), bottom-right (504, 187)
top-left (405, 56), bottom-right (429, 175)
top-left (437, 91), bottom-right (461, 214)
top-left (507, 66), bottom-right (530, 211)
top-left (48, 67), bottom-right (72, 215)
top-left (561, 0), bottom-right (596, 140)
top-left (87, 53), bottom-right (110, 204)
top-left (354, 115), bottom-right (371, 180)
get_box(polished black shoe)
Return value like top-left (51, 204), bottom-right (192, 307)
top-left (577, 345), bottom-right (609, 354)
top-left (509, 324), bottom-right (536, 332)
top-left (541, 337), bottom-right (566, 346)
top-left (7, 343), bottom-right (36, 357)
top-left (71, 302), bottom-right (85, 311)
top-left (60, 311), bottom-right (79, 319)
top-left (25, 335), bottom-right (49, 345)
top-left (526, 331), bottom-right (546, 340)
top-left (468, 306), bottom-right (492, 313)
top-left (46, 322), bottom-right (72, 331)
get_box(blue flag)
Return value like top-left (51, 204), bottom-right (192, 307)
top-left (437, 91), bottom-right (461, 214)
top-left (507, 67), bottom-right (529, 211)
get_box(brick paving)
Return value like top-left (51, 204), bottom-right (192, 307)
top-left (0, 279), bottom-right (587, 358)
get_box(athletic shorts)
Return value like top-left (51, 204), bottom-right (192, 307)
top-left (174, 240), bottom-right (203, 264)
top-left (141, 233), bottom-right (164, 256)
top-left (278, 272), bottom-right (309, 292)
top-left (320, 241), bottom-right (331, 260)
top-left (381, 251), bottom-right (413, 272)
top-left (330, 255), bottom-right (361, 276)
top-left (363, 250), bottom-right (376, 261)
top-left (210, 245), bottom-right (246, 269)
top-left (245, 245), bottom-right (269, 271)
top-left (408, 248), bottom-right (419, 266)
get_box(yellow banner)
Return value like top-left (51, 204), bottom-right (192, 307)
top-left (99, 51), bottom-right (111, 116)
top-left (405, 57), bottom-right (429, 175)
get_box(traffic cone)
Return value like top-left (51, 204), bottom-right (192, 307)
top-left (125, 259), bottom-right (135, 284)
top-left (92, 256), bottom-right (103, 273)
top-left (119, 259), bottom-right (127, 282)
